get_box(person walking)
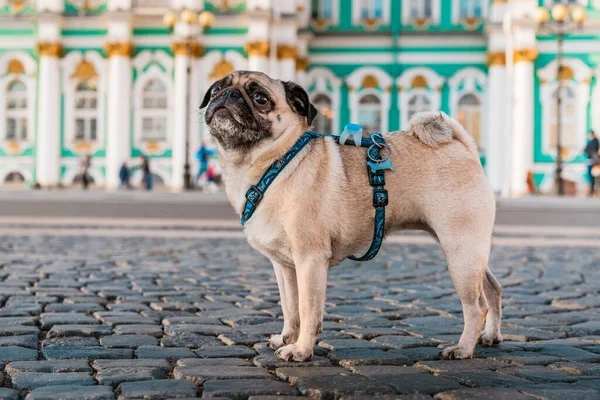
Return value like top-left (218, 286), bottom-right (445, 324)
top-left (584, 130), bottom-right (599, 197)
top-left (195, 140), bottom-right (216, 188)
top-left (140, 155), bottom-right (153, 191)
top-left (119, 161), bottom-right (130, 189)
top-left (80, 154), bottom-right (92, 190)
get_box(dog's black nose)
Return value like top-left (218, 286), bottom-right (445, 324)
top-left (224, 89), bottom-right (242, 99)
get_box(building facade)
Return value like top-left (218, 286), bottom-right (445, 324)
top-left (0, 0), bottom-right (598, 194)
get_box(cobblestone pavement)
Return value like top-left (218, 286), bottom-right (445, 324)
top-left (1, 233), bottom-right (600, 400)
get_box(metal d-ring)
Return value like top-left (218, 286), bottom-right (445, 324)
top-left (367, 142), bottom-right (392, 164)
top-left (370, 133), bottom-right (384, 148)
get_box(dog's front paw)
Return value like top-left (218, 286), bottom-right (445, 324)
top-left (275, 343), bottom-right (313, 362)
top-left (440, 345), bottom-right (474, 360)
top-left (269, 334), bottom-right (286, 350)
top-left (479, 331), bottom-right (503, 347)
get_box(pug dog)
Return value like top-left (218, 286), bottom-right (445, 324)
top-left (201, 71), bottom-right (502, 362)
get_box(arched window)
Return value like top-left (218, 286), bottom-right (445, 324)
top-left (550, 86), bottom-right (577, 152)
top-left (359, 0), bottom-right (383, 19)
top-left (459, 0), bottom-right (482, 18)
top-left (409, 0), bottom-right (433, 18)
top-left (312, 93), bottom-right (334, 134)
top-left (141, 78), bottom-right (168, 141)
top-left (407, 93), bottom-right (432, 122)
top-left (5, 80), bottom-right (28, 141)
top-left (74, 80), bottom-right (98, 142)
top-left (313, 0), bottom-right (334, 19)
top-left (457, 93), bottom-right (482, 150)
top-left (358, 94), bottom-right (381, 133)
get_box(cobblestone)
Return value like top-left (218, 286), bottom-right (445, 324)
top-left (0, 234), bottom-right (599, 399)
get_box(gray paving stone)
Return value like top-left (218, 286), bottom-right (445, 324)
top-left (434, 388), bottom-right (535, 400)
top-left (0, 346), bottom-right (38, 362)
top-left (44, 337), bottom-right (100, 347)
top-left (6, 360), bottom-right (92, 374)
top-left (496, 366), bottom-right (579, 383)
top-left (11, 372), bottom-right (96, 390)
top-left (113, 325), bottom-right (162, 337)
top-left (371, 335), bottom-right (439, 349)
top-left (202, 379), bottom-right (299, 399)
top-left (26, 385), bottom-right (115, 400)
top-left (93, 359), bottom-right (171, 371)
top-left (135, 346), bottom-right (196, 360)
top-left (45, 303), bottom-right (105, 313)
top-left (116, 379), bottom-right (198, 399)
top-left (351, 365), bottom-right (463, 394)
top-left (42, 346), bottom-right (133, 360)
top-left (174, 365), bottom-right (272, 385)
top-left (517, 385), bottom-right (600, 400)
top-left (160, 333), bottom-right (222, 348)
top-left (550, 361), bottom-right (600, 376)
top-left (96, 366), bottom-right (167, 387)
top-left (195, 345), bottom-right (256, 359)
top-left (328, 348), bottom-right (413, 367)
top-left (176, 358), bottom-right (250, 367)
top-left (317, 338), bottom-right (382, 351)
top-left (100, 335), bottom-right (159, 348)
top-left (164, 324), bottom-right (231, 336)
top-left (253, 352), bottom-right (332, 369)
top-left (0, 334), bottom-right (38, 349)
top-left (0, 388), bottom-right (19, 400)
top-left (0, 325), bottom-right (40, 336)
top-left (47, 325), bottom-right (113, 338)
top-left (40, 313), bottom-right (99, 328)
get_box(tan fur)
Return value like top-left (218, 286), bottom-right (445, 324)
top-left (208, 71), bottom-right (502, 362)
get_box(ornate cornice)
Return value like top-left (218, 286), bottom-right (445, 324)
top-left (486, 52), bottom-right (506, 66)
top-left (277, 44), bottom-right (298, 60)
top-left (514, 49), bottom-right (538, 63)
top-left (295, 57), bottom-right (310, 71)
top-left (244, 41), bottom-right (270, 57)
top-left (171, 41), bottom-right (205, 57)
top-left (36, 42), bottom-right (64, 58)
top-left (104, 42), bottom-right (135, 58)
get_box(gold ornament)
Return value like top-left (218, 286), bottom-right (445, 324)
top-left (486, 52), bottom-right (506, 66)
top-left (276, 45), bottom-right (298, 60)
top-left (104, 42), bottom-right (134, 58)
top-left (36, 42), bottom-right (64, 57)
top-left (244, 41), bottom-right (270, 57)
top-left (7, 59), bottom-right (25, 74)
top-left (70, 60), bottom-right (98, 80)
top-left (295, 57), bottom-right (310, 71)
top-left (171, 41), bottom-right (205, 57)
top-left (180, 9), bottom-right (197, 24)
top-left (514, 48), bottom-right (538, 63)
top-left (411, 75), bottom-right (428, 88)
top-left (361, 75), bottom-right (379, 89)
top-left (209, 59), bottom-right (234, 79)
top-left (163, 12), bottom-right (177, 28)
top-left (198, 11), bottom-right (215, 28)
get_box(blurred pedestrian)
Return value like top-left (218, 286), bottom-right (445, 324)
top-left (195, 140), bottom-right (216, 188)
top-left (140, 155), bottom-right (153, 191)
top-left (584, 130), bottom-right (599, 197)
top-left (80, 154), bottom-right (92, 190)
top-left (119, 161), bottom-right (130, 189)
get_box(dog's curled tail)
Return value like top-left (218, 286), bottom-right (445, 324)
top-left (409, 111), bottom-right (478, 156)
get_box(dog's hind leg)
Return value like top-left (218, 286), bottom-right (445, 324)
top-left (269, 261), bottom-right (300, 350)
top-left (480, 268), bottom-right (503, 346)
top-left (438, 232), bottom-right (490, 360)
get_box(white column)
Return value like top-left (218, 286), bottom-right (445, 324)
top-left (246, 18), bottom-right (270, 72)
top-left (105, 44), bottom-right (133, 190)
top-left (36, 43), bottom-right (62, 187)
top-left (172, 52), bottom-right (190, 191)
top-left (486, 53), bottom-right (507, 193)
top-left (510, 50), bottom-right (537, 197)
top-left (247, 42), bottom-right (270, 72)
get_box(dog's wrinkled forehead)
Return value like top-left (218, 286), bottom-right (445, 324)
top-left (221, 71), bottom-right (285, 98)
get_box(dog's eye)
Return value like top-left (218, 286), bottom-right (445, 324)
top-left (253, 92), bottom-right (269, 106)
top-left (210, 86), bottom-right (221, 98)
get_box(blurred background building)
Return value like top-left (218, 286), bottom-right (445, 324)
top-left (0, 0), bottom-right (597, 195)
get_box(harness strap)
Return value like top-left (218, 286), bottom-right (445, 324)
top-left (241, 130), bottom-right (390, 262)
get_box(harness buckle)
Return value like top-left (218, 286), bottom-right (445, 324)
top-left (373, 188), bottom-right (389, 207)
top-left (245, 185), bottom-right (263, 206)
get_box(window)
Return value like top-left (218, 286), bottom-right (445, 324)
top-left (459, 0), bottom-right (482, 18)
top-left (313, 94), bottom-right (334, 133)
top-left (457, 93), bottom-right (482, 150)
top-left (409, 0), bottom-right (433, 19)
top-left (141, 78), bottom-right (168, 141)
top-left (313, 0), bottom-right (334, 19)
top-left (549, 86), bottom-right (578, 152)
top-left (5, 80), bottom-right (28, 141)
top-left (407, 93), bottom-right (432, 122)
top-left (357, 94), bottom-right (381, 133)
top-left (360, 0), bottom-right (383, 19)
top-left (73, 80), bottom-right (98, 142)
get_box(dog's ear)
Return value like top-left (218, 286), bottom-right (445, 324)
top-left (283, 81), bottom-right (318, 126)
top-left (200, 82), bottom-right (218, 109)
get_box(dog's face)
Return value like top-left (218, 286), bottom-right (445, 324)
top-left (201, 71), bottom-right (318, 151)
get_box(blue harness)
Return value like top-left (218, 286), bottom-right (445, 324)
top-left (240, 127), bottom-right (394, 262)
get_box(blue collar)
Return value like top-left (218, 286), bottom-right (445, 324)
top-left (240, 129), bottom-right (393, 262)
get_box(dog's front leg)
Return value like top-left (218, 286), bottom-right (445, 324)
top-left (275, 255), bottom-right (328, 362)
top-left (269, 261), bottom-right (300, 350)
